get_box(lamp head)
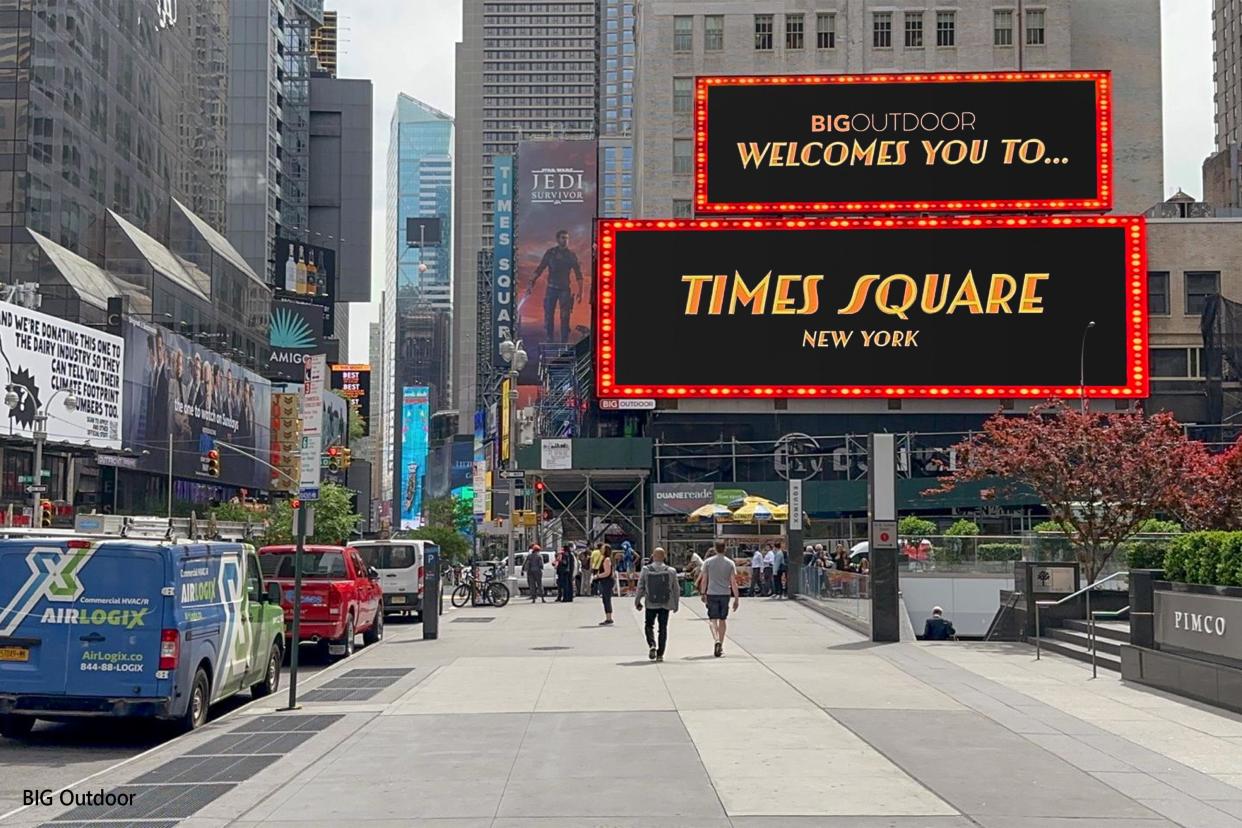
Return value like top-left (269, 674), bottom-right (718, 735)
top-left (499, 338), bottom-right (516, 363)
top-left (62, 394), bottom-right (79, 413)
top-left (3, 389), bottom-right (17, 410)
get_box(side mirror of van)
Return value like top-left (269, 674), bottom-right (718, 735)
top-left (367, 566), bottom-right (380, 580)
top-left (266, 582), bottom-right (282, 604)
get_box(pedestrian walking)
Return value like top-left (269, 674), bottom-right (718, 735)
top-left (578, 549), bottom-right (591, 596)
top-left (525, 544), bottom-right (546, 603)
top-left (697, 541), bottom-right (739, 658)
top-left (555, 544), bottom-right (575, 602)
top-left (772, 541), bottom-right (786, 598)
top-left (750, 546), bottom-right (764, 597)
top-left (762, 543), bottom-right (775, 597)
top-left (635, 546), bottom-right (679, 662)
top-left (593, 543), bottom-right (615, 625)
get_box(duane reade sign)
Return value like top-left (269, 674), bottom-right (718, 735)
top-left (1155, 590), bottom-right (1242, 661)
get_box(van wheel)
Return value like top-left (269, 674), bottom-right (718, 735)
top-left (179, 669), bottom-right (210, 733)
top-left (0, 714), bottom-right (35, 739)
top-left (251, 642), bottom-right (282, 698)
top-left (363, 607), bottom-right (383, 645)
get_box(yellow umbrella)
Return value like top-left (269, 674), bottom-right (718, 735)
top-left (731, 501), bottom-right (778, 524)
top-left (688, 502), bottom-right (732, 523)
top-left (727, 494), bottom-right (780, 511)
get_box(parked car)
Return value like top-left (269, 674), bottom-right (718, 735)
top-left (0, 539), bottom-right (285, 738)
top-left (258, 545), bottom-right (383, 659)
top-left (512, 550), bottom-right (557, 593)
top-left (351, 540), bottom-right (430, 619)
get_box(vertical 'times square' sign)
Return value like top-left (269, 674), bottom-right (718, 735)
top-left (694, 71), bottom-right (1112, 214)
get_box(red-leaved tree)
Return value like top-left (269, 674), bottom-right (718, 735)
top-left (927, 402), bottom-right (1205, 581)
top-left (1183, 437), bottom-right (1242, 530)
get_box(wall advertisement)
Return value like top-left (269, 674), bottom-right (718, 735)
top-left (492, 155), bottom-right (515, 369)
top-left (269, 299), bottom-right (329, 382)
top-left (513, 140), bottom-right (597, 385)
top-left (399, 385), bottom-right (430, 530)
top-left (0, 299), bottom-right (124, 449)
top-left (273, 237), bottom-right (338, 335)
top-left (121, 320), bottom-right (271, 490)
top-left (330, 363), bottom-right (371, 437)
top-left (597, 216), bottom-right (1146, 399)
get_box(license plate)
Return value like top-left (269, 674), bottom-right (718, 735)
top-left (389, 595), bottom-right (406, 604)
top-left (0, 646), bottom-right (29, 662)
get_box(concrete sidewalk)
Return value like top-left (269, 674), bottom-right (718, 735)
top-left (8, 594), bottom-right (1242, 828)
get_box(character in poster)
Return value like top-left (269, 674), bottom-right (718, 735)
top-left (399, 386), bottom-right (430, 529)
top-left (527, 229), bottom-right (585, 343)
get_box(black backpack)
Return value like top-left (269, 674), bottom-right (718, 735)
top-left (645, 567), bottom-right (673, 605)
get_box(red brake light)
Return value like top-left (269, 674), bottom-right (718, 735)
top-left (418, 565), bottom-right (425, 594)
top-left (329, 586), bottom-right (341, 606)
top-left (159, 629), bottom-right (180, 671)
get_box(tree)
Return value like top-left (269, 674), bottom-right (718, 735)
top-left (426, 494), bottom-right (473, 535)
top-left (927, 402), bottom-right (1203, 581)
top-left (899, 516), bottom-right (937, 537)
top-left (1184, 437), bottom-right (1242, 530)
top-left (331, 389), bottom-right (366, 442)
top-left (262, 482), bottom-right (361, 546)
top-left (408, 526), bottom-right (470, 564)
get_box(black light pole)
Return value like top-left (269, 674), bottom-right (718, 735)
top-left (1079, 320), bottom-right (1096, 411)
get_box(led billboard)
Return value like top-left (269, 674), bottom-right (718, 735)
top-left (597, 216), bottom-right (1146, 399)
top-left (399, 385), bottom-right (429, 530)
top-left (695, 71), bottom-right (1111, 214)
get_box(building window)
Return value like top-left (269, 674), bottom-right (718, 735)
top-left (673, 138), bottom-right (692, 174)
top-left (1026, 8), bottom-right (1046, 45)
top-left (1148, 271), bottom-right (1169, 315)
top-left (816, 13), bottom-right (836, 49)
top-left (673, 199), bottom-right (693, 218)
top-left (786, 14), bottom-right (805, 49)
top-left (755, 14), bottom-right (774, 50)
top-left (904, 12), bottom-right (924, 48)
top-left (873, 12), bottom-right (892, 48)
top-left (673, 76), bottom-right (693, 115)
top-left (704, 15), bottom-right (723, 50)
top-left (936, 11), bottom-right (956, 47)
top-left (674, 15), bottom-right (692, 53)
top-left (994, 9), bottom-right (1014, 46)
top-left (1151, 348), bottom-right (1189, 378)
top-left (1185, 271), bottom-right (1220, 315)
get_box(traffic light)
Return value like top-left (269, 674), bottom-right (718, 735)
top-left (40, 500), bottom-right (53, 528)
top-left (206, 449), bottom-right (221, 478)
top-left (341, 447), bottom-right (352, 470)
top-left (533, 478), bottom-right (545, 494)
top-left (327, 445), bottom-right (341, 471)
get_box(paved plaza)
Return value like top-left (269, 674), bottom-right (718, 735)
top-left (8, 596), bottom-right (1242, 828)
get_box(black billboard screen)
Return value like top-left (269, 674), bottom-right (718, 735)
top-left (695, 72), bottom-right (1111, 214)
top-left (597, 217), bottom-right (1146, 399)
top-left (273, 236), bottom-right (337, 335)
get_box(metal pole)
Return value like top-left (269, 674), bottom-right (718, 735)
top-left (1035, 600), bottom-right (1041, 660)
top-left (1087, 589), bottom-right (1096, 679)
top-left (286, 505), bottom-right (308, 710)
top-left (167, 431), bottom-right (174, 518)
top-left (1080, 321), bottom-right (1095, 411)
top-left (506, 372), bottom-right (518, 576)
top-left (31, 413), bottom-right (44, 524)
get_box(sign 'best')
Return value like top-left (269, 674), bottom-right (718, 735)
top-left (596, 216), bottom-right (1146, 399)
top-left (695, 71), bottom-right (1112, 214)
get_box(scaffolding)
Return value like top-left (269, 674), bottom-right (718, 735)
top-left (536, 337), bottom-right (592, 438)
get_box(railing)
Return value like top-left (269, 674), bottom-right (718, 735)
top-left (1035, 570), bottom-right (1129, 679)
top-left (800, 565), bottom-right (871, 626)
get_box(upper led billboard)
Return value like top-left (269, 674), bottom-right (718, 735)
top-left (694, 71), bottom-right (1112, 215)
top-left (597, 216), bottom-right (1146, 399)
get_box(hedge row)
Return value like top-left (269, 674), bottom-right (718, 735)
top-left (1161, 532), bottom-right (1242, 588)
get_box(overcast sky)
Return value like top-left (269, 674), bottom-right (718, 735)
top-left (334, 0), bottom-right (1215, 362)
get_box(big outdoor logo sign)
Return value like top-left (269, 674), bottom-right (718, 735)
top-left (596, 216), bottom-right (1146, 399)
top-left (695, 71), bottom-right (1112, 214)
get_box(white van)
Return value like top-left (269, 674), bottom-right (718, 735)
top-left (352, 540), bottom-right (429, 618)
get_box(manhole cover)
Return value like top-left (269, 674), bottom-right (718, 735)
top-left (453, 616), bottom-right (495, 623)
top-left (531, 646), bottom-right (571, 651)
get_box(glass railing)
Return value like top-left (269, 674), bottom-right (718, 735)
top-left (799, 566), bottom-right (871, 626)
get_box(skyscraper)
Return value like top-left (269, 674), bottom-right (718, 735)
top-left (598, 0), bottom-right (637, 218)
top-left (453, 0), bottom-right (598, 431)
top-left (384, 95), bottom-right (453, 517)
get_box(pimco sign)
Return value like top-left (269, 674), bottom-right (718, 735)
top-left (1155, 591), bottom-right (1242, 661)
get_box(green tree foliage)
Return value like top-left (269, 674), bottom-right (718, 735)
top-left (408, 526), bottom-right (470, 564)
top-left (898, 516), bottom-right (938, 537)
top-left (425, 494), bottom-right (473, 535)
top-left (945, 519), bottom-right (980, 536)
top-left (262, 482), bottom-right (361, 546)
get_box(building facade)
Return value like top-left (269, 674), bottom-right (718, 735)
top-left (634, 0), bottom-right (1162, 218)
top-left (453, 0), bottom-right (598, 432)
top-left (598, 0), bottom-right (637, 218)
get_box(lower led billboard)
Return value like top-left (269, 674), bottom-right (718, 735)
top-left (598, 216), bottom-right (1146, 399)
top-left (399, 386), bottom-right (430, 530)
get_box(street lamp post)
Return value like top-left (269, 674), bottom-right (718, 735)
top-left (5, 388), bottom-right (79, 524)
top-left (499, 337), bottom-right (527, 576)
top-left (1079, 320), bottom-right (1096, 411)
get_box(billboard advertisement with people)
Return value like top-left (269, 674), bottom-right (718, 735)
top-left (399, 385), bottom-right (430, 529)
top-left (121, 320), bottom-right (272, 490)
top-left (513, 139), bottom-right (597, 386)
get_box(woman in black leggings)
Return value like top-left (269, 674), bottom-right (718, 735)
top-left (593, 544), bottom-right (615, 625)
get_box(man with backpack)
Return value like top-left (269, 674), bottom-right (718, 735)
top-left (555, 544), bottom-right (575, 602)
top-left (635, 546), bottom-right (680, 662)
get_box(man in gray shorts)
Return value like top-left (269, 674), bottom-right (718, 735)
top-left (697, 542), bottom-right (739, 658)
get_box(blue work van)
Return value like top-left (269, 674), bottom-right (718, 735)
top-left (0, 538), bottom-right (286, 738)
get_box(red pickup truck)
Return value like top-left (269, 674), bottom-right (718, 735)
top-left (258, 545), bottom-right (384, 659)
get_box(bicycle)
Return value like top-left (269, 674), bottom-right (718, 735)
top-left (451, 565), bottom-right (510, 608)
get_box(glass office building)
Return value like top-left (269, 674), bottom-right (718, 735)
top-left (598, 0), bottom-right (635, 218)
